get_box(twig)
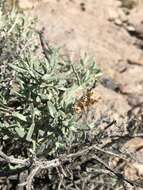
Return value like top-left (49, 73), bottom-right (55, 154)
top-left (71, 64), bottom-right (81, 86)
top-left (91, 155), bottom-right (134, 186)
top-left (27, 166), bottom-right (41, 190)
top-left (0, 150), bottom-right (31, 165)
top-left (38, 28), bottom-right (52, 63)
top-left (0, 144), bottom-right (137, 189)
top-left (0, 150), bottom-right (33, 177)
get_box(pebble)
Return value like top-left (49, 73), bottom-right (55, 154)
top-left (126, 25), bottom-right (136, 32)
top-left (114, 18), bottom-right (123, 26)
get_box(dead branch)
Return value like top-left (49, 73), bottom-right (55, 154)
top-left (0, 143), bottom-right (137, 190)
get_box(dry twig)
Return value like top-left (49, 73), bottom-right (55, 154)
top-left (0, 142), bottom-right (137, 190)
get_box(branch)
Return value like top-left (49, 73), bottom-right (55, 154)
top-left (0, 144), bottom-right (137, 189)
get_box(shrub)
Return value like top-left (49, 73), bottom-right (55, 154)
top-left (0, 7), bottom-right (101, 157)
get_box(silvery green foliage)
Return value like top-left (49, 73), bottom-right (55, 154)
top-left (0, 9), bottom-right (101, 155)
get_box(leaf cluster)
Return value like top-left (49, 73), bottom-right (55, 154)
top-left (0, 9), bottom-right (101, 156)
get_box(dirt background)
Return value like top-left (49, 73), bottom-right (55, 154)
top-left (23, 0), bottom-right (143, 124)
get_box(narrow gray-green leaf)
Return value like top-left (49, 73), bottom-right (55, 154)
top-left (12, 112), bottom-right (27, 122)
top-left (26, 122), bottom-right (35, 142)
top-left (48, 101), bottom-right (57, 118)
top-left (8, 63), bottom-right (27, 73)
top-left (15, 126), bottom-right (25, 138)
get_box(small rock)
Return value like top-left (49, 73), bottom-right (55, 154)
top-left (100, 77), bottom-right (120, 92)
top-left (126, 25), bottom-right (136, 32)
top-left (114, 18), bottom-right (123, 26)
